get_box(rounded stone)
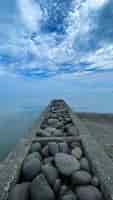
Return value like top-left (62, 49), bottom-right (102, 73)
top-left (42, 163), bottom-right (58, 186)
top-left (59, 185), bottom-right (68, 196)
top-left (71, 170), bottom-right (92, 185)
top-left (91, 176), bottom-right (99, 187)
top-left (30, 174), bottom-right (55, 200)
top-left (72, 147), bottom-right (82, 160)
top-left (8, 183), bottom-right (30, 200)
top-left (76, 185), bottom-right (103, 200)
top-left (53, 179), bottom-right (61, 194)
top-left (80, 157), bottom-right (90, 171)
top-left (22, 156), bottom-right (41, 181)
top-left (48, 142), bottom-right (59, 156)
top-left (59, 142), bottom-right (69, 153)
top-left (30, 142), bottom-right (41, 153)
top-left (47, 118), bottom-right (59, 127)
top-left (26, 152), bottom-right (42, 161)
top-left (55, 153), bottom-right (80, 176)
top-left (43, 157), bottom-right (54, 165)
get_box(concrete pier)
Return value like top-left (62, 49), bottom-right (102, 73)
top-left (0, 100), bottom-right (113, 200)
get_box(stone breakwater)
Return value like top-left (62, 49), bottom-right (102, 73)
top-left (7, 100), bottom-right (105, 200)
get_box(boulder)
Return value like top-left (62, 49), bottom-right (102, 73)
top-left (80, 157), bottom-right (90, 172)
top-left (30, 174), bottom-right (55, 200)
top-left (76, 185), bottom-right (103, 200)
top-left (29, 142), bottom-right (41, 153)
top-left (55, 153), bottom-right (80, 176)
top-left (71, 170), bottom-right (92, 185)
top-left (42, 163), bottom-right (58, 186)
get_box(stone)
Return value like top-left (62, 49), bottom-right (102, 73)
top-left (30, 142), bottom-right (41, 153)
top-left (59, 142), bottom-right (69, 153)
top-left (47, 118), bottom-right (59, 127)
top-left (72, 147), bottom-right (82, 160)
top-left (66, 126), bottom-right (78, 136)
top-left (55, 153), bottom-right (80, 176)
top-left (30, 174), bottom-right (55, 200)
top-left (26, 152), bottom-right (42, 161)
top-left (48, 142), bottom-right (59, 156)
top-left (59, 185), bottom-right (68, 196)
top-left (61, 192), bottom-right (77, 200)
top-left (80, 157), bottom-right (90, 171)
top-left (8, 183), bottom-right (30, 200)
top-left (76, 185), bottom-right (103, 200)
top-left (53, 179), bottom-right (61, 194)
top-left (71, 170), bottom-right (92, 185)
top-left (22, 156), bottom-right (41, 181)
top-left (91, 176), bottom-right (99, 187)
top-left (36, 129), bottom-right (51, 137)
top-left (45, 127), bottom-right (62, 136)
top-left (42, 145), bottom-right (49, 157)
top-left (42, 163), bottom-right (58, 186)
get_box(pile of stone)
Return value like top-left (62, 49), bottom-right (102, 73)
top-left (8, 100), bottom-right (105, 200)
top-left (8, 141), bottom-right (104, 200)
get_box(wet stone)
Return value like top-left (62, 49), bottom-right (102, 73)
top-left (55, 153), bottom-right (80, 176)
top-left (30, 174), bottom-right (55, 200)
top-left (76, 185), bottom-right (103, 200)
top-left (42, 163), bottom-right (58, 186)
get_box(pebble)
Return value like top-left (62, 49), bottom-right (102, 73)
top-left (30, 174), bottom-right (55, 200)
top-left (61, 192), bottom-right (77, 200)
top-left (26, 152), bottom-right (42, 161)
top-left (59, 142), bottom-right (69, 153)
top-left (71, 170), bottom-right (92, 185)
top-left (43, 157), bottom-right (54, 165)
top-left (55, 153), bottom-right (80, 176)
top-left (22, 156), bottom-right (41, 181)
top-left (59, 185), bottom-right (68, 196)
top-left (72, 147), bottom-right (82, 160)
top-left (42, 163), bottom-right (58, 186)
top-left (76, 185), bottom-right (103, 200)
top-left (8, 183), bottom-right (30, 200)
top-left (42, 145), bottom-right (49, 157)
top-left (91, 176), bottom-right (99, 187)
top-left (80, 157), bottom-right (90, 171)
top-left (53, 179), bottom-right (61, 194)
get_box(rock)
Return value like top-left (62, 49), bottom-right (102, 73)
top-left (42, 163), bottom-right (58, 186)
top-left (71, 170), bottom-right (92, 185)
top-left (55, 153), bottom-right (80, 176)
top-left (36, 129), bottom-right (51, 137)
top-left (80, 157), bottom-right (90, 171)
top-left (72, 147), bottom-right (82, 160)
top-left (48, 142), bottom-right (59, 156)
top-left (30, 174), bottom-right (55, 200)
top-left (42, 145), bottom-right (49, 157)
top-left (91, 176), bottom-right (99, 187)
top-left (45, 127), bottom-right (62, 136)
top-left (66, 126), bottom-right (78, 136)
top-left (26, 152), bottom-right (42, 161)
top-left (43, 157), bottom-right (54, 165)
top-left (22, 156), bottom-right (41, 181)
top-left (76, 185), bottom-right (103, 200)
top-left (59, 143), bottom-right (69, 153)
top-left (47, 118), bottom-right (59, 127)
top-left (30, 142), bottom-right (41, 153)
top-left (61, 191), bottom-right (77, 200)
top-left (53, 179), bottom-right (61, 194)
top-left (8, 183), bottom-right (30, 200)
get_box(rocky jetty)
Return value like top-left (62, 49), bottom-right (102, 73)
top-left (8, 100), bottom-right (104, 200)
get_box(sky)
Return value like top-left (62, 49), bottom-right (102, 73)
top-left (0, 0), bottom-right (113, 113)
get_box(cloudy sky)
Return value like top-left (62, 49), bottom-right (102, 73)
top-left (0, 0), bottom-right (113, 113)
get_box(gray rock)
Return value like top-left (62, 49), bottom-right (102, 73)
top-left (45, 127), bottom-right (62, 136)
top-left (42, 145), bottom-right (49, 157)
top-left (36, 128), bottom-right (51, 137)
top-left (80, 157), bottom-right (90, 171)
top-left (26, 152), bottom-right (42, 161)
top-left (76, 185), bottom-right (103, 200)
top-left (30, 142), bottom-right (41, 153)
top-left (61, 192), bottom-right (77, 200)
top-left (53, 179), bottom-right (61, 194)
top-left (8, 183), bottom-right (30, 200)
top-left (71, 170), bottom-right (92, 185)
top-left (42, 163), bottom-right (58, 186)
top-left (48, 142), bottom-right (59, 156)
top-left (72, 147), bottom-right (82, 160)
top-left (91, 176), bottom-right (99, 187)
top-left (30, 174), bottom-right (55, 200)
top-left (59, 143), bottom-right (69, 153)
top-left (22, 156), bottom-right (41, 181)
top-left (55, 153), bottom-right (80, 176)
top-left (59, 185), bottom-right (68, 196)
top-left (47, 118), bottom-right (59, 127)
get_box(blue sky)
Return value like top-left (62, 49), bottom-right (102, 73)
top-left (0, 0), bottom-right (113, 113)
